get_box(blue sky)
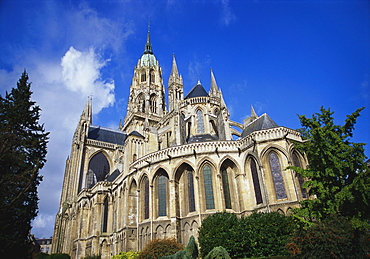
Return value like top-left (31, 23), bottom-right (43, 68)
top-left (1, 0), bottom-right (369, 239)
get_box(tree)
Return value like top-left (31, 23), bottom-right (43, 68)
top-left (289, 107), bottom-right (370, 224)
top-left (138, 238), bottom-right (184, 259)
top-left (287, 214), bottom-right (370, 258)
top-left (0, 71), bottom-right (49, 258)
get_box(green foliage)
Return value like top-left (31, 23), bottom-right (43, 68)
top-left (287, 215), bottom-right (370, 258)
top-left (198, 212), bottom-right (295, 258)
top-left (289, 107), bottom-right (370, 223)
top-left (111, 251), bottom-right (139, 259)
top-left (160, 235), bottom-right (198, 259)
top-left (36, 253), bottom-right (50, 259)
top-left (81, 255), bottom-right (101, 259)
top-left (198, 212), bottom-right (238, 258)
top-left (48, 253), bottom-right (71, 259)
top-left (138, 238), bottom-right (184, 259)
top-left (204, 246), bottom-right (231, 259)
top-left (0, 71), bottom-right (49, 257)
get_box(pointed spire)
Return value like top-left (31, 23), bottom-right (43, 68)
top-left (250, 105), bottom-right (258, 118)
top-left (81, 96), bottom-right (92, 122)
top-left (144, 22), bottom-right (153, 54)
top-left (209, 68), bottom-right (219, 96)
top-left (171, 54), bottom-right (179, 76)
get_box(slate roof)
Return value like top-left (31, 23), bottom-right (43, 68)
top-left (184, 82), bottom-right (209, 99)
top-left (187, 134), bottom-right (219, 143)
top-left (129, 130), bottom-right (145, 138)
top-left (241, 113), bottom-right (279, 137)
top-left (106, 169), bottom-right (120, 182)
top-left (88, 125), bottom-right (127, 145)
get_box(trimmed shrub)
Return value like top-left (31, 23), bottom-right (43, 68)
top-left (198, 212), bottom-right (295, 258)
top-left (139, 238), bottom-right (184, 259)
top-left (204, 246), bottom-right (231, 259)
top-left (287, 215), bottom-right (370, 258)
top-left (111, 250), bottom-right (139, 259)
top-left (48, 253), bottom-right (71, 259)
top-left (36, 253), bottom-right (50, 259)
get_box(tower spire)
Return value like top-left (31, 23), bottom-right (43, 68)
top-left (144, 22), bottom-right (153, 54)
top-left (209, 68), bottom-right (219, 96)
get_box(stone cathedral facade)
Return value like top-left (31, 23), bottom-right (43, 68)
top-left (52, 30), bottom-right (308, 259)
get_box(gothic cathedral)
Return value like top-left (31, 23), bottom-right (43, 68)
top-left (52, 29), bottom-right (307, 258)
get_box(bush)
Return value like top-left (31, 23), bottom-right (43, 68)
top-left (138, 238), bottom-right (184, 259)
top-left (36, 253), bottom-right (50, 259)
top-left (198, 212), bottom-right (295, 258)
top-left (82, 255), bottom-right (101, 259)
top-left (111, 251), bottom-right (139, 259)
top-left (48, 253), bottom-right (71, 259)
top-left (287, 215), bottom-right (370, 258)
top-left (160, 235), bottom-right (198, 259)
top-left (204, 246), bottom-right (231, 259)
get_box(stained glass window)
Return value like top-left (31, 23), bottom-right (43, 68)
top-left (292, 152), bottom-right (307, 199)
top-left (158, 175), bottom-right (167, 216)
top-left (196, 109), bottom-right (205, 133)
top-left (269, 152), bottom-right (287, 200)
top-left (221, 167), bottom-right (232, 209)
top-left (102, 197), bottom-right (108, 233)
top-left (250, 159), bottom-right (263, 204)
top-left (187, 170), bottom-right (195, 212)
top-left (144, 177), bottom-right (149, 219)
top-left (203, 165), bottom-right (215, 210)
top-left (86, 169), bottom-right (96, 189)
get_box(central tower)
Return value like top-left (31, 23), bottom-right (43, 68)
top-left (123, 25), bottom-right (166, 135)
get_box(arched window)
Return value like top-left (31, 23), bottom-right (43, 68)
top-left (158, 175), bottom-right (167, 216)
top-left (137, 93), bottom-right (145, 113)
top-left (102, 197), bottom-right (109, 233)
top-left (133, 154), bottom-right (137, 162)
top-left (150, 70), bottom-right (155, 83)
top-left (141, 71), bottom-right (146, 82)
top-left (203, 165), bottom-right (215, 210)
top-left (143, 177), bottom-right (149, 219)
top-left (269, 152), bottom-right (287, 200)
top-left (292, 152), bottom-right (307, 198)
top-left (88, 152), bottom-right (110, 182)
top-left (150, 94), bottom-right (157, 114)
top-left (221, 167), bottom-right (232, 209)
top-left (196, 109), bottom-right (205, 133)
top-left (187, 170), bottom-right (195, 212)
top-left (250, 159), bottom-right (263, 204)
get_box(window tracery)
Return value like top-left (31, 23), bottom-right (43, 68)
top-left (203, 165), bottom-right (215, 210)
top-left (269, 152), bottom-right (287, 200)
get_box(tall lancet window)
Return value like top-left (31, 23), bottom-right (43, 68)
top-left (150, 94), bottom-right (157, 114)
top-left (187, 170), bottom-right (195, 212)
top-left (158, 175), bottom-right (167, 216)
top-left (269, 152), bottom-right (287, 200)
top-left (292, 151), bottom-right (307, 198)
top-left (203, 165), bottom-right (215, 210)
top-left (250, 159), bottom-right (263, 204)
top-left (221, 167), bottom-right (232, 209)
top-left (196, 109), bottom-right (205, 133)
top-left (144, 177), bottom-right (149, 219)
top-left (86, 169), bottom-right (97, 189)
top-left (102, 197), bottom-right (109, 233)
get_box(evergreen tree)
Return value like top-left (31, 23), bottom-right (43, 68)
top-left (290, 107), bottom-right (370, 224)
top-left (0, 71), bottom-right (49, 258)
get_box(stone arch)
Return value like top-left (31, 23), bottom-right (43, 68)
top-left (100, 239), bottom-right (110, 259)
top-left (155, 225), bottom-right (165, 239)
top-left (277, 208), bottom-right (285, 215)
top-left (139, 174), bottom-right (150, 221)
top-left (183, 222), bottom-right (191, 245)
top-left (165, 224), bottom-right (172, 238)
top-left (219, 158), bottom-right (240, 211)
top-left (191, 220), bottom-right (199, 239)
top-left (149, 93), bottom-right (157, 113)
top-left (245, 155), bottom-right (264, 206)
top-left (195, 108), bottom-right (205, 133)
top-left (291, 150), bottom-right (308, 199)
top-left (127, 179), bottom-right (138, 226)
top-left (174, 163), bottom-right (196, 217)
top-left (137, 92), bottom-right (146, 113)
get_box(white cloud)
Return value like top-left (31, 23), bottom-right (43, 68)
top-left (61, 46), bottom-right (115, 113)
top-left (220, 0), bottom-right (236, 26)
